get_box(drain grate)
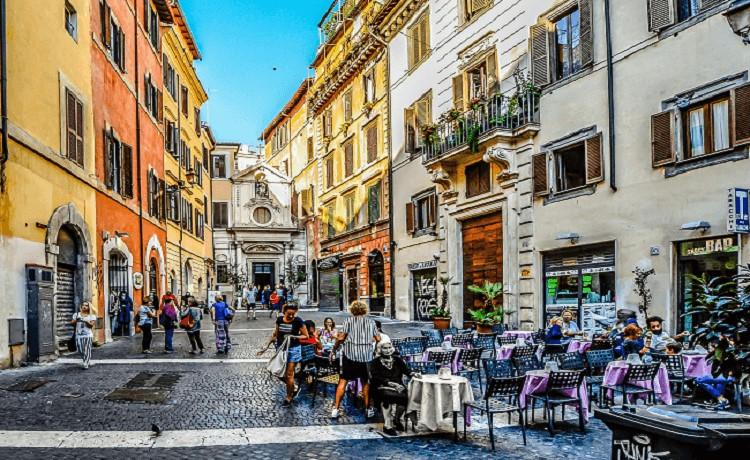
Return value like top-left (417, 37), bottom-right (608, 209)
top-left (105, 372), bottom-right (182, 404)
top-left (4, 378), bottom-right (55, 392)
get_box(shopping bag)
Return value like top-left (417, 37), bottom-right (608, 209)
top-left (266, 336), bottom-right (290, 378)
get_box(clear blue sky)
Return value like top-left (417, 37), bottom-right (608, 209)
top-left (180, 0), bottom-right (332, 144)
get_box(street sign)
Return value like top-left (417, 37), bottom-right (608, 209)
top-left (727, 188), bottom-right (750, 234)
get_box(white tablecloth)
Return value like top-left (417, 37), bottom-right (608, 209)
top-left (406, 374), bottom-right (474, 431)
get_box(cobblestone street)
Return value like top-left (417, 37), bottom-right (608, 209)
top-left (0, 313), bottom-right (612, 459)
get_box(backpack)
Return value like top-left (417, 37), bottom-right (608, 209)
top-left (224, 303), bottom-right (235, 320)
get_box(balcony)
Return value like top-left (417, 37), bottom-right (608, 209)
top-left (422, 89), bottom-right (540, 165)
top-left (318, 0), bottom-right (357, 45)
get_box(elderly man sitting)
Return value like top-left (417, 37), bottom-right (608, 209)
top-left (370, 341), bottom-right (414, 436)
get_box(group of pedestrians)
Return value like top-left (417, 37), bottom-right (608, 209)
top-left (239, 283), bottom-right (289, 320)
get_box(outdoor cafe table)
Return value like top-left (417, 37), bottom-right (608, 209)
top-left (406, 374), bottom-right (474, 432)
top-left (567, 340), bottom-right (592, 354)
top-left (502, 330), bottom-right (534, 340)
top-left (518, 370), bottom-right (590, 422)
top-left (602, 361), bottom-right (673, 405)
top-left (682, 353), bottom-right (710, 378)
top-left (496, 344), bottom-right (515, 360)
top-left (424, 346), bottom-right (460, 373)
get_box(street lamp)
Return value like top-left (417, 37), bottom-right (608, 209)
top-left (185, 168), bottom-right (197, 186)
top-left (725, 0), bottom-right (750, 45)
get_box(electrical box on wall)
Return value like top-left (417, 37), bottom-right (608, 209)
top-left (26, 264), bottom-right (56, 362)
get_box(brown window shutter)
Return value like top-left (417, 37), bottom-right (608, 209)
top-left (419, 13), bottom-right (429, 61)
top-left (578, 0), bottom-right (594, 67)
top-left (119, 30), bottom-right (126, 72)
top-left (143, 0), bottom-right (150, 32)
top-left (157, 89), bottom-right (163, 121)
top-left (122, 144), bottom-right (133, 198)
top-left (406, 202), bottom-right (415, 234)
top-left (195, 108), bottom-right (201, 135)
top-left (585, 133), bottom-right (604, 184)
top-left (733, 82), bottom-right (750, 146)
top-left (404, 107), bottom-right (415, 153)
top-left (159, 178), bottom-right (167, 220)
top-left (344, 143), bottom-right (354, 176)
top-left (367, 125), bottom-right (377, 163)
top-left (427, 192), bottom-right (437, 227)
top-left (529, 23), bottom-right (550, 88)
top-left (647, 0), bottom-right (675, 32)
top-left (651, 111), bottom-right (675, 167)
top-left (75, 99), bottom-right (84, 165)
top-left (532, 152), bottom-right (549, 196)
top-left (485, 51), bottom-right (498, 95)
top-left (452, 75), bottom-right (464, 110)
top-left (104, 129), bottom-right (113, 188)
top-left (104, 3), bottom-right (112, 48)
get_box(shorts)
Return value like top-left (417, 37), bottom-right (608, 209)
top-left (248, 303), bottom-right (256, 310)
top-left (287, 345), bottom-right (302, 363)
top-left (341, 355), bottom-right (370, 382)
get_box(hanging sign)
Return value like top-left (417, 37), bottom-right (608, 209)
top-left (727, 187), bottom-right (750, 234)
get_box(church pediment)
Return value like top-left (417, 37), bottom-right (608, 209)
top-left (241, 243), bottom-right (283, 254)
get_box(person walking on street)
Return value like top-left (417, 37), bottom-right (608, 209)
top-left (138, 297), bottom-right (157, 354)
top-left (261, 285), bottom-right (271, 314)
top-left (331, 300), bottom-right (380, 419)
top-left (211, 295), bottom-right (234, 354)
top-left (246, 284), bottom-right (259, 320)
top-left (71, 301), bottom-right (96, 369)
top-left (181, 297), bottom-right (205, 354)
top-left (257, 303), bottom-right (309, 406)
top-left (269, 290), bottom-right (281, 319)
top-left (160, 298), bottom-right (178, 353)
top-left (116, 291), bottom-right (133, 336)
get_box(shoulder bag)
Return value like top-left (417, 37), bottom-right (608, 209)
top-left (266, 336), bottom-right (291, 378)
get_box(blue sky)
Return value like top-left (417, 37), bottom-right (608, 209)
top-left (180, 0), bottom-right (331, 144)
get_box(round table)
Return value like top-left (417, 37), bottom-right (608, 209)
top-left (602, 361), bottom-right (672, 405)
top-left (406, 374), bottom-right (474, 432)
top-left (682, 354), bottom-right (710, 378)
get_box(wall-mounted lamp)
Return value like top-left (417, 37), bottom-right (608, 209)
top-left (680, 221), bottom-right (711, 232)
top-left (185, 169), bottom-right (197, 186)
top-left (556, 232), bottom-right (580, 244)
top-left (726, 0), bottom-right (750, 45)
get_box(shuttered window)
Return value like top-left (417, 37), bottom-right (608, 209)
top-left (534, 132), bottom-right (605, 196)
top-left (368, 181), bottom-right (382, 224)
top-left (212, 202), bottom-right (228, 228)
top-left (121, 144), bottom-right (133, 198)
top-left (406, 93), bottom-right (432, 154)
top-left (452, 75), bottom-right (464, 110)
top-left (322, 109), bottom-right (333, 137)
top-left (194, 108), bottom-right (201, 135)
top-left (212, 155), bottom-right (227, 178)
top-left (103, 128), bottom-right (132, 198)
top-left (734, 83), bottom-right (750, 146)
top-left (407, 10), bottom-right (430, 69)
top-left (343, 90), bottom-right (353, 122)
top-left (410, 189), bottom-right (437, 236)
top-left (181, 86), bottom-right (189, 117)
top-left (363, 69), bottom-right (375, 104)
top-left (326, 156), bottom-right (335, 188)
top-left (461, 0), bottom-right (493, 24)
top-left (65, 89), bottom-right (84, 166)
top-left (532, 153), bottom-right (549, 196)
top-left (465, 161), bottom-right (491, 198)
top-left (366, 124), bottom-right (378, 163)
top-left (344, 142), bottom-right (354, 177)
top-left (326, 204), bottom-right (336, 238)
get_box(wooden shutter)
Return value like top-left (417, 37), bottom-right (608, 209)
top-left (647, 0), bottom-right (675, 32)
top-left (157, 89), bottom-right (163, 121)
top-left (104, 129), bottom-right (113, 188)
top-left (651, 111), bottom-right (675, 167)
top-left (585, 133), bottom-right (604, 184)
top-left (119, 30), bottom-right (126, 72)
top-left (407, 25), bottom-right (415, 68)
top-left (532, 152), bottom-right (549, 196)
top-left (344, 142), bottom-right (354, 176)
top-left (100, 1), bottom-right (111, 46)
top-left (404, 107), bottom-right (415, 153)
top-left (485, 51), bottom-right (498, 95)
top-left (194, 108), bottom-right (201, 135)
top-left (367, 124), bottom-right (377, 163)
top-left (427, 192), bottom-right (437, 227)
top-left (74, 98), bottom-right (84, 165)
top-left (529, 23), bottom-right (550, 88)
top-left (368, 183), bottom-right (380, 224)
top-left (143, 0), bottom-right (150, 32)
top-left (452, 75), bottom-right (464, 110)
top-left (147, 171), bottom-right (154, 216)
top-left (419, 13), bottom-right (429, 62)
top-left (578, 0), bottom-right (594, 67)
top-left (733, 82), bottom-right (750, 146)
top-left (700, 0), bottom-right (725, 11)
top-left (122, 144), bottom-right (133, 198)
top-left (406, 202), bottom-right (415, 234)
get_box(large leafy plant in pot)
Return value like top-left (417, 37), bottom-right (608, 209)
top-left (429, 276), bottom-right (453, 330)
top-left (684, 265), bottom-right (750, 381)
top-left (467, 281), bottom-right (506, 333)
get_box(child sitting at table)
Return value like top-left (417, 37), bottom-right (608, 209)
top-left (665, 342), bottom-right (682, 356)
top-left (621, 324), bottom-right (645, 357)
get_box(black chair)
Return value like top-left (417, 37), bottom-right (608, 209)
top-left (532, 329), bottom-right (546, 345)
top-left (498, 335), bottom-right (517, 345)
top-left (458, 328), bottom-right (474, 335)
top-left (407, 360), bottom-right (438, 375)
top-left (491, 324), bottom-right (505, 335)
top-left (451, 333), bottom-right (474, 349)
top-left (512, 355), bottom-right (542, 376)
top-left (457, 348), bottom-right (484, 392)
top-left (590, 338), bottom-right (614, 351)
top-left (296, 345), bottom-right (318, 384)
top-left (441, 327), bottom-right (459, 339)
top-left (472, 334), bottom-right (497, 360)
top-left (393, 337), bottom-right (427, 361)
top-left (584, 348), bottom-right (614, 410)
top-left (427, 349), bottom-right (456, 367)
top-left (310, 355), bottom-right (340, 407)
top-left (555, 352), bottom-right (586, 371)
top-left (511, 345), bottom-right (535, 360)
top-left (483, 358), bottom-right (513, 379)
top-left (542, 344), bottom-right (567, 362)
top-left (653, 353), bottom-right (691, 402)
top-left (463, 376), bottom-right (527, 449)
top-left (527, 370), bottom-right (585, 434)
top-left (601, 362), bottom-right (660, 406)
top-left (421, 329), bottom-right (443, 348)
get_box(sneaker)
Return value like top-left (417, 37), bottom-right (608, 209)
top-left (330, 408), bottom-right (340, 419)
top-left (393, 420), bottom-right (405, 432)
top-left (199, 349), bottom-right (204, 354)
top-left (281, 399), bottom-right (292, 407)
top-left (383, 428), bottom-right (398, 437)
top-left (189, 350), bottom-right (197, 355)
top-left (142, 350), bottom-right (152, 354)
top-left (366, 407), bottom-right (376, 418)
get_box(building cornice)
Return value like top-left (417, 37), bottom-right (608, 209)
top-left (373, 0), bottom-right (426, 41)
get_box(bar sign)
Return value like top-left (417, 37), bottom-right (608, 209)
top-left (728, 188), bottom-right (750, 234)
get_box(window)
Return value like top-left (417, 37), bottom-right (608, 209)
top-left (144, 0), bottom-right (159, 49)
top-left (343, 90), bottom-right (353, 122)
top-left (326, 156), bottom-right (335, 188)
top-left (164, 120), bottom-right (178, 155)
top-left (307, 137), bottom-right (314, 162)
top-left (407, 11), bottom-right (430, 69)
top-left (194, 108), bottom-right (201, 135)
top-left (555, 8), bottom-right (582, 81)
top-left (147, 170), bottom-right (165, 220)
top-left (368, 181), bottom-right (382, 224)
top-left (181, 86), bottom-right (189, 117)
top-left (684, 96), bottom-right (731, 158)
top-left (326, 204), bottom-right (336, 238)
top-left (465, 162), bottom-right (491, 197)
top-left (461, 0), bottom-right (492, 24)
top-left (366, 124), bottom-right (378, 164)
top-left (196, 211), bottom-right (205, 239)
top-left (677, 0), bottom-right (701, 22)
top-left (181, 198), bottom-right (193, 233)
top-left (100, 2), bottom-right (125, 71)
top-left (144, 74), bottom-right (162, 120)
top-left (406, 189), bottom-right (437, 235)
top-left (254, 206), bottom-right (272, 225)
top-left (533, 133), bottom-right (604, 197)
top-left (202, 145), bottom-right (209, 170)
top-left (168, 189), bottom-right (179, 222)
top-left (194, 158), bottom-right (203, 186)
top-left (344, 193), bottom-right (356, 231)
top-left (104, 129), bottom-right (133, 198)
top-left (272, 121), bottom-right (289, 152)
top-left (452, 52), bottom-right (497, 110)
top-left (301, 187), bottom-right (314, 217)
top-left (65, 89), bottom-right (84, 166)
top-left (65, 2), bottom-right (77, 40)
top-left (212, 202), bottom-right (228, 228)
top-left (322, 109), bottom-right (333, 138)
top-left (405, 93), bottom-right (432, 154)
top-left (363, 69), bottom-right (375, 104)
top-left (554, 143), bottom-right (587, 192)
top-left (212, 155), bottom-right (227, 178)
top-left (217, 264), bottom-right (229, 284)
top-left (163, 55), bottom-right (176, 99)
top-left (344, 142), bottom-right (354, 177)
top-left (180, 139), bottom-right (190, 170)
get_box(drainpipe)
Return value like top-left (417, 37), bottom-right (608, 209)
top-left (134, 1), bottom-right (146, 299)
top-left (604, 0), bottom-right (617, 192)
top-left (0, 0), bottom-right (8, 192)
top-left (177, 71), bottom-right (184, 298)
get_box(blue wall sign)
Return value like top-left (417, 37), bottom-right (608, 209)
top-left (728, 188), bottom-right (750, 234)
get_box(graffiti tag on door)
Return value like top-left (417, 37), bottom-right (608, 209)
top-left (413, 269), bottom-right (437, 321)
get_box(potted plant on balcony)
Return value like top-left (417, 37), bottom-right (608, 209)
top-left (429, 276), bottom-right (453, 330)
top-left (420, 123), bottom-right (439, 146)
top-left (467, 280), bottom-right (504, 332)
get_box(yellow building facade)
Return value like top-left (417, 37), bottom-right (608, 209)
top-left (0, 0), bottom-right (99, 365)
top-left (162, 3), bottom-right (213, 302)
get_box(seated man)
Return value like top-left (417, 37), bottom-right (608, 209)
top-left (642, 316), bottom-right (689, 354)
top-left (370, 341), bottom-right (413, 436)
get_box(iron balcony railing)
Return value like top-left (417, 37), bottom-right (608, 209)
top-left (422, 89), bottom-right (540, 163)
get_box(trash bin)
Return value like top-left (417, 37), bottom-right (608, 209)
top-left (595, 405), bottom-right (750, 460)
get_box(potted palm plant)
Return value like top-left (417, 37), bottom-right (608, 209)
top-left (467, 281), bottom-right (504, 333)
top-left (468, 308), bottom-right (501, 334)
top-left (429, 276), bottom-right (452, 330)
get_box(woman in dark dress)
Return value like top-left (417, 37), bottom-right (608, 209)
top-left (370, 341), bottom-right (413, 435)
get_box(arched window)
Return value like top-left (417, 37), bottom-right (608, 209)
top-left (148, 258), bottom-right (158, 297)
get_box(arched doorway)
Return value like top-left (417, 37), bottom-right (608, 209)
top-left (368, 250), bottom-right (385, 314)
top-left (148, 258), bottom-right (158, 299)
top-left (56, 225), bottom-right (81, 348)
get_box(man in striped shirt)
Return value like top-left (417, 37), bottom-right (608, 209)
top-left (330, 300), bottom-right (380, 419)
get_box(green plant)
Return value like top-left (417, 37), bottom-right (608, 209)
top-left (430, 275), bottom-right (452, 318)
top-left (467, 281), bottom-right (503, 310)
top-left (683, 266), bottom-right (750, 378)
top-left (429, 305), bottom-right (452, 319)
top-left (467, 308), bottom-right (501, 326)
top-left (466, 122), bottom-right (481, 153)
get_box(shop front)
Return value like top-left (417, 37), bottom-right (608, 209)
top-left (317, 256), bottom-right (342, 311)
top-left (409, 260), bottom-right (438, 321)
top-left (543, 243), bottom-right (617, 334)
top-left (677, 235), bottom-right (739, 333)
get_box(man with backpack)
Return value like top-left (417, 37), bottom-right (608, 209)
top-left (211, 294), bottom-right (234, 354)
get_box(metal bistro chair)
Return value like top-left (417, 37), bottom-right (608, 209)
top-left (427, 349), bottom-right (457, 368)
top-left (511, 345), bottom-right (535, 360)
top-left (498, 335), bottom-right (517, 345)
top-left (310, 355), bottom-right (340, 408)
top-left (532, 329), bottom-right (546, 345)
top-left (441, 327), bottom-right (459, 339)
top-left (527, 370), bottom-right (586, 435)
top-left (297, 345), bottom-right (318, 385)
top-left (512, 355), bottom-right (543, 376)
top-left (463, 376), bottom-right (527, 450)
top-left (457, 348), bottom-right (485, 392)
top-left (407, 360), bottom-right (438, 375)
top-left (472, 334), bottom-right (497, 361)
top-left (584, 348), bottom-right (614, 411)
top-left (601, 362), bottom-right (660, 406)
top-left (483, 358), bottom-right (514, 380)
top-left (555, 352), bottom-right (586, 371)
top-left (590, 338), bottom-right (614, 351)
top-left (491, 323), bottom-right (505, 335)
top-left (451, 333), bottom-right (474, 349)
top-left (653, 353), bottom-right (691, 403)
top-left (542, 344), bottom-right (567, 362)
top-left (393, 337), bottom-right (427, 361)
top-left (421, 329), bottom-right (443, 348)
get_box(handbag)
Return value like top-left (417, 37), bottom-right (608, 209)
top-left (266, 336), bottom-right (291, 378)
top-left (179, 312), bottom-right (195, 330)
top-left (67, 330), bottom-right (77, 352)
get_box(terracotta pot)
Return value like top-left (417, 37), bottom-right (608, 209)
top-left (432, 317), bottom-right (451, 330)
top-left (476, 324), bottom-right (494, 335)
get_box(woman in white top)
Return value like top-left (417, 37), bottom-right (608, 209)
top-left (70, 301), bottom-right (96, 369)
